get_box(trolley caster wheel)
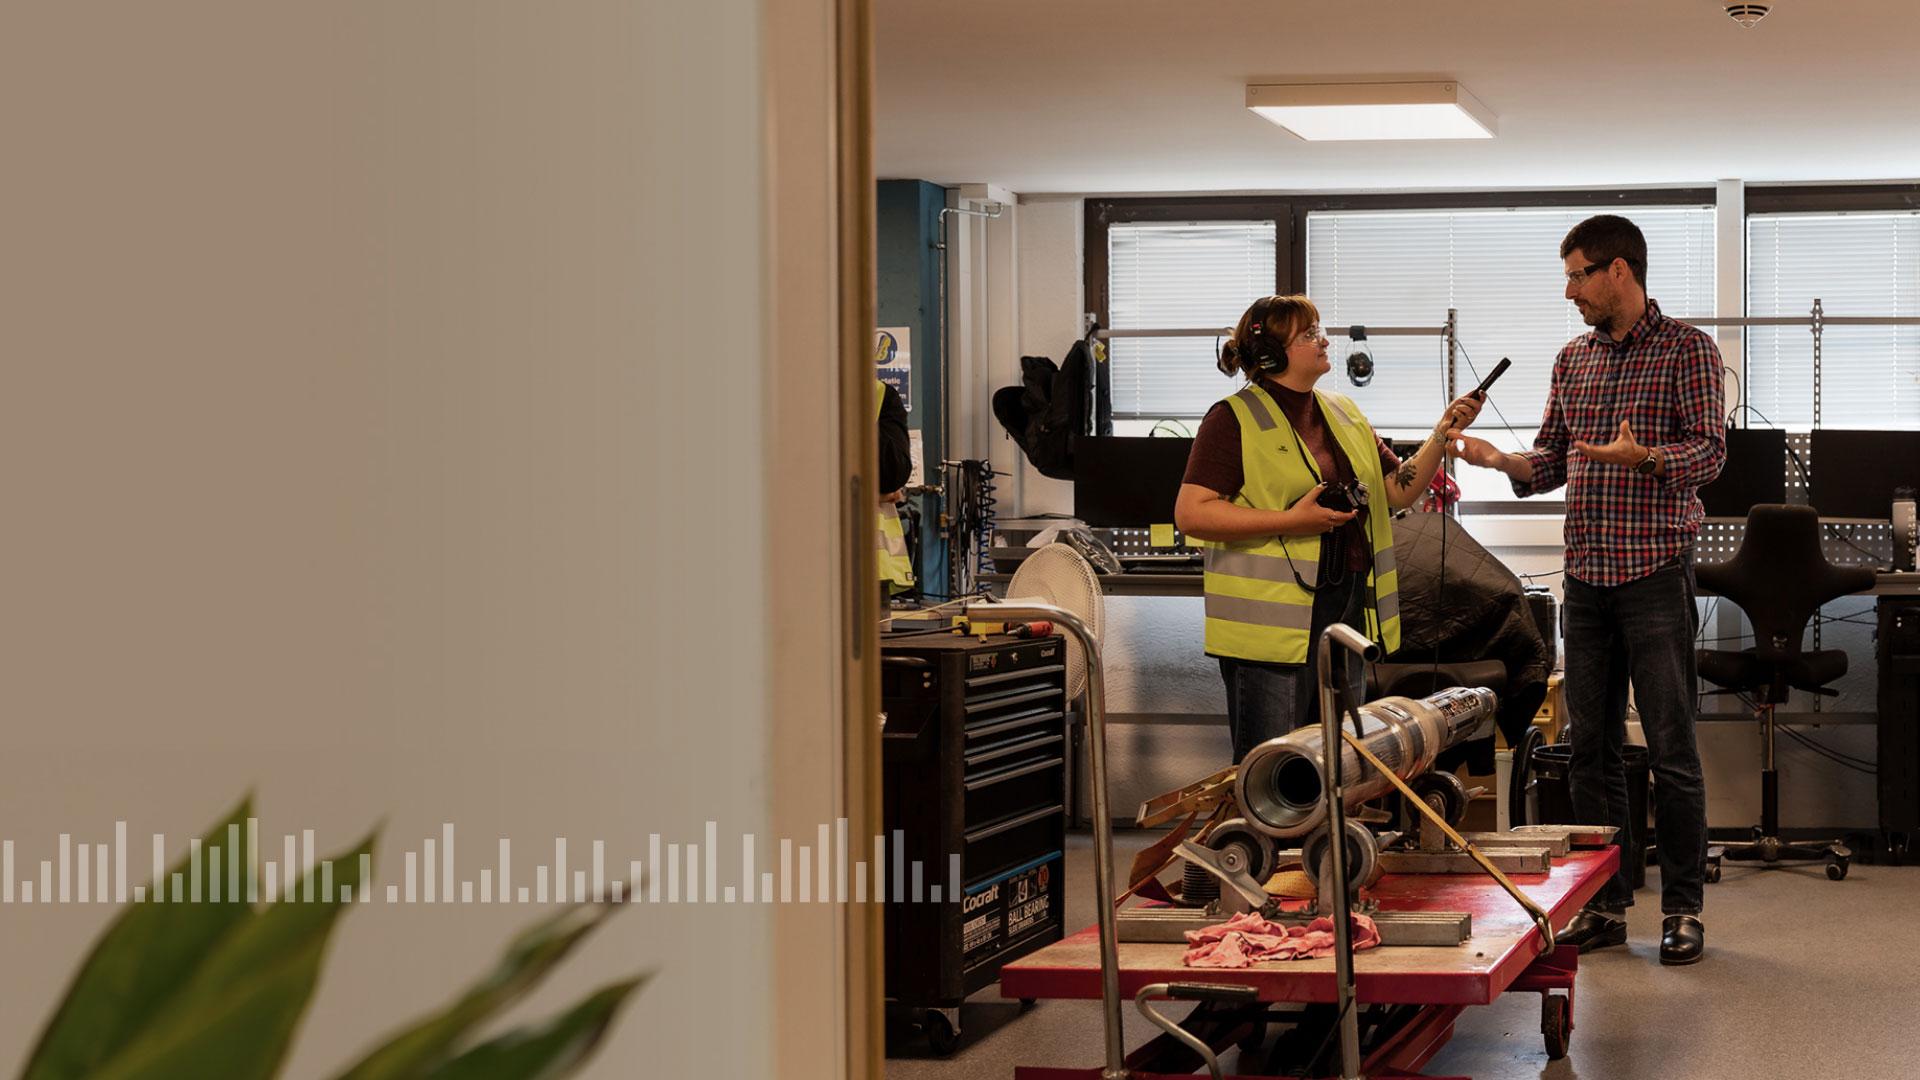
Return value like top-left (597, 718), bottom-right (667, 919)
top-left (1827, 856), bottom-right (1849, 881)
top-left (924, 1010), bottom-right (960, 1056)
top-left (1541, 993), bottom-right (1571, 1061)
top-left (1704, 859), bottom-right (1722, 885)
top-left (1019, 997), bottom-right (1037, 1012)
top-left (1410, 770), bottom-right (1471, 830)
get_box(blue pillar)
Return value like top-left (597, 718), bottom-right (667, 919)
top-left (876, 180), bottom-right (948, 596)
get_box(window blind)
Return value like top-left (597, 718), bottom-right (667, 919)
top-left (1746, 211), bottom-right (1920, 430)
top-left (1107, 221), bottom-right (1276, 418)
top-left (1306, 206), bottom-right (1718, 431)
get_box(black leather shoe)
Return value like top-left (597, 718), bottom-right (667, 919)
top-left (1660, 914), bottom-right (1705, 965)
top-left (1559, 908), bottom-right (1627, 953)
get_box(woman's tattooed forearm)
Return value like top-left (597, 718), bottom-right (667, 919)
top-left (1392, 431), bottom-right (1439, 487)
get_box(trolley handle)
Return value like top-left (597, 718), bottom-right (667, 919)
top-left (1135, 982), bottom-right (1260, 1080)
top-left (1161, 982), bottom-right (1260, 1004)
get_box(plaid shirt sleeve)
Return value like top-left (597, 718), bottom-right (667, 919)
top-left (1512, 346), bottom-right (1573, 497)
top-left (1653, 331), bottom-right (1727, 490)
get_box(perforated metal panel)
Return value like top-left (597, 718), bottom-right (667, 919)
top-left (1786, 431), bottom-right (1811, 504)
top-left (1103, 527), bottom-right (1191, 556)
top-left (1700, 520), bottom-right (1891, 569)
top-left (987, 522), bottom-right (1198, 568)
top-left (1699, 431), bottom-right (1890, 570)
top-left (1698, 521), bottom-right (1744, 565)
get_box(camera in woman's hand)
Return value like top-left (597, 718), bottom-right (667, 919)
top-left (1317, 479), bottom-right (1371, 514)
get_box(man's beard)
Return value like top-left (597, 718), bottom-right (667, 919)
top-left (1580, 302), bottom-right (1613, 334)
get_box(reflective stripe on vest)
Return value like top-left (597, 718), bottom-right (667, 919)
top-left (875, 380), bottom-right (915, 591)
top-left (1202, 382), bottom-right (1400, 662)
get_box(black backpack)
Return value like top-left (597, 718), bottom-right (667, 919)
top-left (992, 339), bottom-right (1105, 480)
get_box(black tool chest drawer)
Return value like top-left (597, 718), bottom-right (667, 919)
top-left (880, 632), bottom-right (1069, 1017)
top-left (1879, 598), bottom-right (1920, 850)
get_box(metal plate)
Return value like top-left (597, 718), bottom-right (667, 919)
top-left (1378, 848), bottom-right (1553, 875)
top-left (1458, 831), bottom-right (1571, 857)
top-left (1368, 910), bottom-right (1474, 946)
top-left (1506, 824), bottom-right (1618, 848)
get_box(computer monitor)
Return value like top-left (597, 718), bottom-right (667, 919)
top-left (1699, 428), bottom-right (1787, 518)
top-left (1072, 436), bottom-right (1193, 527)
top-left (1810, 429), bottom-right (1920, 519)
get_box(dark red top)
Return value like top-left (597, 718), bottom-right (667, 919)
top-left (1183, 378), bottom-right (1400, 572)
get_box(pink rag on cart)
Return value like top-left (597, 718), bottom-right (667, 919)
top-left (1181, 911), bottom-right (1382, 969)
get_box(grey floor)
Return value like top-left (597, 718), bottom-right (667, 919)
top-left (887, 830), bottom-right (1918, 1078)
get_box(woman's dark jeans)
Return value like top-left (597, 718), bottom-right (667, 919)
top-left (1219, 573), bottom-right (1369, 762)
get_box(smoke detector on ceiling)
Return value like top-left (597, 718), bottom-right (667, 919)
top-left (1724, 2), bottom-right (1770, 28)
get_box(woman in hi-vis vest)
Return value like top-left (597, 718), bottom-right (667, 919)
top-left (875, 379), bottom-right (915, 595)
top-left (1175, 295), bottom-right (1483, 761)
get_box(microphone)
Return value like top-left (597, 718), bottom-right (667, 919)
top-left (1448, 358), bottom-right (1511, 431)
top-left (1346, 325), bottom-right (1374, 387)
top-left (1472, 357), bottom-right (1512, 398)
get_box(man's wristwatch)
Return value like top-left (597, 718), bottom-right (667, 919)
top-left (1634, 448), bottom-right (1660, 475)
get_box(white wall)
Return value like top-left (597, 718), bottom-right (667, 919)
top-left (1, 3), bottom-right (844, 1076)
top-left (1008, 196), bottom-right (1083, 517)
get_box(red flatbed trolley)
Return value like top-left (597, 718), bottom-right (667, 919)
top-left (997, 848), bottom-right (1618, 1079)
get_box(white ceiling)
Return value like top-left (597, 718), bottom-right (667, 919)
top-left (874, 0), bottom-right (1920, 195)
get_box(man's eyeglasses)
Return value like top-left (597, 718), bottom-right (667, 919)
top-left (1565, 262), bottom-right (1609, 286)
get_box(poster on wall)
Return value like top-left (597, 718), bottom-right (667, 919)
top-left (875, 327), bottom-right (912, 412)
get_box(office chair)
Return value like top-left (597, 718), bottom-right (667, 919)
top-left (1696, 504), bottom-right (1875, 882)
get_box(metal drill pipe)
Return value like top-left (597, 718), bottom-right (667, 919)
top-left (1236, 684), bottom-right (1499, 840)
top-left (966, 600), bottom-right (1125, 1079)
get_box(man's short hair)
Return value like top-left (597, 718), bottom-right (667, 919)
top-left (1561, 214), bottom-right (1648, 287)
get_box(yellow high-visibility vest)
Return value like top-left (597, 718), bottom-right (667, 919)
top-left (1202, 382), bottom-right (1400, 662)
top-left (876, 380), bottom-right (915, 592)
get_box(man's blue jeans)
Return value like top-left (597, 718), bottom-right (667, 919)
top-left (1563, 554), bottom-right (1708, 916)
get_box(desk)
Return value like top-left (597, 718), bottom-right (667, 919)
top-left (991, 571), bottom-right (1920, 598)
top-left (986, 567), bottom-right (1918, 829)
top-left (1694, 568), bottom-right (1920, 598)
top-left (1865, 572), bottom-right (1920, 596)
top-left (983, 570), bottom-right (1201, 598)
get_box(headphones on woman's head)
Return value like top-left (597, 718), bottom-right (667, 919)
top-left (1242, 295), bottom-right (1286, 374)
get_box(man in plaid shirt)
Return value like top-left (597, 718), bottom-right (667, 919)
top-left (1451, 215), bottom-right (1725, 967)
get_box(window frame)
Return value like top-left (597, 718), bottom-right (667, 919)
top-left (1084, 197), bottom-right (1296, 334)
top-left (1086, 188), bottom-right (1718, 343)
top-left (1743, 183), bottom-right (1920, 216)
top-left (1741, 183), bottom-right (1920, 432)
top-left (1085, 188), bottom-right (1719, 516)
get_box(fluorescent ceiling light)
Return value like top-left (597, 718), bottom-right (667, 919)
top-left (1245, 81), bottom-right (1496, 141)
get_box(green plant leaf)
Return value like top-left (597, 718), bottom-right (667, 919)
top-left (85, 832), bottom-right (377, 1080)
top-left (421, 977), bottom-right (648, 1080)
top-left (20, 795), bottom-right (256, 1080)
top-left (331, 902), bottom-right (621, 1080)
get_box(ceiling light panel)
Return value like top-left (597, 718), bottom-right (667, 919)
top-left (1245, 81), bottom-right (1497, 141)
